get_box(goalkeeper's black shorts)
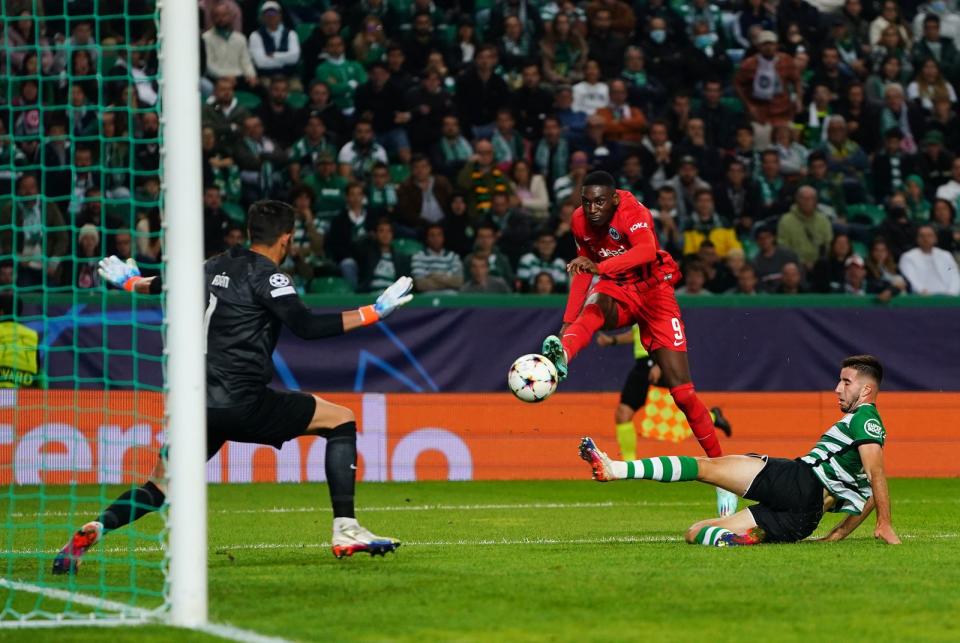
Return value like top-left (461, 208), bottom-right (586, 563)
top-left (205, 387), bottom-right (316, 457)
top-left (744, 456), bottom-right (826, 543)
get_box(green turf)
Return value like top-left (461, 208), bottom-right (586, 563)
top-left (2, 479), bottom-right (959, 641)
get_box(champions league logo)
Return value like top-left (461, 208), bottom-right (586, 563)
top-left (608, 227), bottom-right (621, 240)
top-left (269, 273), bottom-right (291, 288)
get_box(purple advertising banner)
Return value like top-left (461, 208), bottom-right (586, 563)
top-left (24, 300), bottom-right (960, 392)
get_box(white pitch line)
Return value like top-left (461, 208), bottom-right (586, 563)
top-left (196, 622), bottom-right (293, 643)
top-left (6, 532), bottom-right (958, 557)
top-left (4, 535), bottom-right (681, 556)
top-left (7, 495), bottom-right (960, 521)
top-left (0, 578), bottom-right (293, 643)
top-left (4, 500), bottom-right (711, 520)
top-left (0, 577), bottom-right (156, 619)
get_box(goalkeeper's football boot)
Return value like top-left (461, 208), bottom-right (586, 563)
top-left (331, 519), bottom-right (400, 558)
top-left (578, 437), bottom-right (616, 482)
top-left (541, 335), bottom-right (568, 381)
top-left (52, 521), bottom-right (103, 575)
top-left (716, 487), bottom-right (739, 517)
top-left (710, 406), bottom-right (733, 437)
top-left (716, 527), bottom-right (765, 547)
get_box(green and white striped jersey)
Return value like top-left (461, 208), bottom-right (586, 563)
top-left (800, 403), bottom-right (886, 515)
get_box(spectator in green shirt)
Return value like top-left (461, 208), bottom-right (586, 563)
top-left (905, 174), bottom-right (931, 221)
top-left (456, 139), bottom-right (514, 223)
top-left (314, 35), bottom-right (367, 115)
top-left (777, 185), bottom-right (834, 270)
top-left (517, 230), bottom-right (568, 292)
top-left (356, 218), bottom-right (411, 294)
top-left (302, 150), bottom-right (347, 225)
top-left (463, 223), bottom-right (516, 291)
top-left (366, 162), bottom-right (399, 218)
top-left (802, 151), bottom-right (846, 220)
top-left (287, 111), bottom-right (336, 185)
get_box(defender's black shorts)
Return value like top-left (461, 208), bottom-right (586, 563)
top-left (206, 388), bottom-right (316, 458)
top-left (620, 358), bottom-right (656, 410)
top-left (744, 456), bottom-right (825, 543)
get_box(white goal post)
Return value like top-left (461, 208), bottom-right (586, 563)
top-left (160, 0), bottom-right (208, 628)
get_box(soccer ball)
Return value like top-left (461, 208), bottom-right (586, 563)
top-left (508, 354), bottom-right (559, 403)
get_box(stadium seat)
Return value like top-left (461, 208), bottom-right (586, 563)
top-left (720, 96), bottom-right (745, 114)
top-left (307, 276), bottom-right (354, 294)
top-left (105, 201), bottom-right (133, 226)
top-left (741, 238), bottom-right (758, 261)
top-left (221, 201), bottom-right (246, 224)
top-left (295, 23), bottom-right (315, 44)
top-left (235, 90), bottom-right (261, 111)
top-left (389, 163), bottom-right (411, 183)
top-left (286, 91), bottom-right (307, 109)
top-left (852, 240), bottom-right (869, 259)
top-left (99, 48), bottom-right (120, 76)
top-left (392, 238), bottom-right (423, 257)
top-left (439, 24), bottom-right (456, 45)
top-left (846, 204), bottom-right (886, 227)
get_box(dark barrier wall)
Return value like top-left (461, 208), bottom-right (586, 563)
top-left (22, 294), bottom-right (960, 392)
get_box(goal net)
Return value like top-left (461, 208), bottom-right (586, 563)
top-left (0, 0), bottom-right (185, 626)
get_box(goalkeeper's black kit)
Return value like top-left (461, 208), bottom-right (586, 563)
top-left (90, 246), bottom-right (363, 539)
top-left (155, 246), bottom-right (346, 453)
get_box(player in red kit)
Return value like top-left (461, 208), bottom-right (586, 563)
top-left (541, 171), bottom-right (738, 516)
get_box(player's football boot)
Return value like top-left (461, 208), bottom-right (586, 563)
top-left (716, 487), bottom-right (739, 517)
top-left (716, 527), bottom-right (765, 547)
top-left (331, 519), bottom-right (401, 559)
top-left (578, 437), bottom-right (616, 482)
top-left (52, 521), bottom-right (103, 575)
top-left (710, 406), bottom-right (733, 437)
top-left (541, 335), bottom-right (568, 381)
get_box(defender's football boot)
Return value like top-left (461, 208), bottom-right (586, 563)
top-left (578, 437), bottom-right (616, 482)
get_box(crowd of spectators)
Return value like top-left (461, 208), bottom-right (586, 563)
top-left (2, 0), bottom-right (960, 297)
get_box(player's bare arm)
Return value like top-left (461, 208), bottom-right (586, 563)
top-left (567, 256), bottom-right (598, 275)
top-left (820, 444), bottom-right (898, 544)
top-left (596, 330), bottom-right (633, 347)
top-left (820, 496), bottom-right (875, 542)
top-left (861, 443), bottom-right (900, 544)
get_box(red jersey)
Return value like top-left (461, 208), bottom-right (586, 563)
top-left (564, 190), bottom-right (679, 323)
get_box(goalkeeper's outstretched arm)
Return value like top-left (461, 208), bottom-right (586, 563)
top-left (98, 256), bottom-right (414, 335)
top-left (262, 275), bottom-right (414, 337)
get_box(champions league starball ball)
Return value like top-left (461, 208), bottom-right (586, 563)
top-left (507, 354), bottom-right (559, 403)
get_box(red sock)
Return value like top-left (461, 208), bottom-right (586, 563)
top-left (560, 303), bottom-right (606, 363)
top-left (670, 383), bottom-right (722, 458)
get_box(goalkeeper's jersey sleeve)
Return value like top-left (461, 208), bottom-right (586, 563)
top-left (203, 247), bottom-right (343, 408)
top-left (800, 403), bottom-right (886, 514)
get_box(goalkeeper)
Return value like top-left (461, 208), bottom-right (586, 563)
top-left (54, 200), bottom-right (413, 573)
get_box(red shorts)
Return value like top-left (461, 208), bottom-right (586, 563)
top-left (590, 280), bottom-right (687, 353)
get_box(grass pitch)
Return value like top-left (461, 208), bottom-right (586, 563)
top-left (2, 479), bottom-right (959, 642)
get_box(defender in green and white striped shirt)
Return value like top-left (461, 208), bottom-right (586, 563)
top-left (801, 403), bottom-right (885, 515)
top-left (578, 355), bottom-right (901, 547)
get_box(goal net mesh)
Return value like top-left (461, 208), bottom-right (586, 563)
top-left (0, 0), bottom-right (167, 624)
